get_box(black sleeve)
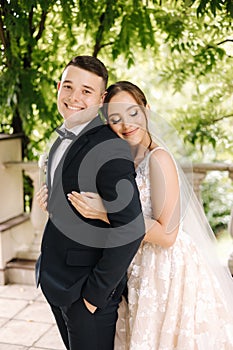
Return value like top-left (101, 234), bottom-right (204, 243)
top-left (82, 140), bottom-right (145, 308)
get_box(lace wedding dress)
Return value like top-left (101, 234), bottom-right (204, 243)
top-left (115, 148), bottom-right (233, 350)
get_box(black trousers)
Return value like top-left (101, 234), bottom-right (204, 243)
top-left (50, 297), bottom-right (120, 350)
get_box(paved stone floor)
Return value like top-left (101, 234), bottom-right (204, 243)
top-left (0, 284), bottom-right (65, 350)
top-left (0, 231), bottom-right (231, 349)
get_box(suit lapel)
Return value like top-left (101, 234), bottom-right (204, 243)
top-left (50, 115), bottom-right (104, 192)
top-left (61, 115), bottom-right (104, 173)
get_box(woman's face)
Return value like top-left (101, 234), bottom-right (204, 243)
top-left (107, 91), bottom-right (149, 147)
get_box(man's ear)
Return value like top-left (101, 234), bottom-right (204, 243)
top-left (57, 81), bottom-right (61, 91)
top-left (99, 91), bottom-right (107, 107)
top-left (146, 103), bottom-right (151, 110)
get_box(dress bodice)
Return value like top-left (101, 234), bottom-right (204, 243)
top-left (135, 148), bottom-right (166, 219)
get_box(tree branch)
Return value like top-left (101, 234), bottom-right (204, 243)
top-left (35, 10), bottom-right (48, 42)
top-left (92, 0), bottom-right (115, 57)
top-left (99, 41), bottom-right (114, 49)
top-left (28, 6), bottom-right (35, 37)
top-left (93, 12), bottom-right (106, 57)
top-left (206, 39), bottom-right (233, 58)
top-left (213, 114), bottom-right (233, 123)
top-left (216, 39), bottom-right (233, 46)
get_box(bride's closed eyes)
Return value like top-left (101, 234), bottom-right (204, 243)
top-left (108, 114), bottom-right (121, 125)
top-left (129, 108), bottom-right (139, 117)
top-left (108, 106), bottom-right (141, 125)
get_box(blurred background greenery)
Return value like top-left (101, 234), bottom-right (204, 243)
top-left (0, 0), bottom-right (233, 235)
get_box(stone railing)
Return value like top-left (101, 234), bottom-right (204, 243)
top-left (189, 162), bottom-right (233, 273)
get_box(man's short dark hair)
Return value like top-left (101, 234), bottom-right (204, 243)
top-left (64, 55), bottom-right (108, 89)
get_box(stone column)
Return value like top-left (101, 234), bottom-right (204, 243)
top-left (19, 163), bottom-right (47, 260)
top-left (183, 164), bottom-right (207, 204)
top-left (2, 160), bottom-right (47, 261)
top-left (192, 170), bottom-right (208, 203)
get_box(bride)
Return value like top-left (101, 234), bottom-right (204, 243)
top-left (68, 81), bottom-right (233, 350)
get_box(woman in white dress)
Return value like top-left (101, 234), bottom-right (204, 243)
top-left (68, 81), bottom-right (233, 350)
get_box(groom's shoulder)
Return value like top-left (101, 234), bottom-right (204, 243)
top-left (95, 124), bottom-right (123, 142)
top-left (96, 125), bottom-right (128, 145)
top-left (94, 126), bottom-right (133, 161)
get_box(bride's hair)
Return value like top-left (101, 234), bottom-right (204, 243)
top-left (103, 81), bottom-right (153, 150)
top-left (104, 81), bottom-right (148, 106)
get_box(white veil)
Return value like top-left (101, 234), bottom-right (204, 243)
top-left (148, 111), bottom-right (233, 311)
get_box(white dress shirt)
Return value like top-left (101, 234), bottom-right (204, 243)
top-left (50, 122), bottom-right (90, 184)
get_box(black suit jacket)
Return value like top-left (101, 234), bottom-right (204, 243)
top-left (36, 116), bottom-right (145, 308)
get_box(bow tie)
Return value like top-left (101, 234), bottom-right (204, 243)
top-left (56, 128), bottom-right (76, 140)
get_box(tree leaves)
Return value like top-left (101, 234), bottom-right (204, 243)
top-left (0, 0), bottom-right (232, 160)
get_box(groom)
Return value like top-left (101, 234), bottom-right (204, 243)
top-left (35, 55), bottom-right (145, 349)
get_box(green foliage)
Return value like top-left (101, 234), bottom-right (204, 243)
top-left (201, 172), bottom-right (233, 232)
top-left (169, 52), bottom-right (233, 155)
top-left (0, 0), bottom-right (161, 158)
top-left (0, 0), bottom-right (62, 158)
top-left (195, 0), bottom-right (233, 18)
top-left (0, 0), bottom-right (233, 162)
top-left (173, 86), bottom-right (233, 151)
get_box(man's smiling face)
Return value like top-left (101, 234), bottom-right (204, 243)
top-left (57, 65), bottom-right (105, 121)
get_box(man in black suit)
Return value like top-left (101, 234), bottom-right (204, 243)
top-left (36, 55), bottom-right (145, 350)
